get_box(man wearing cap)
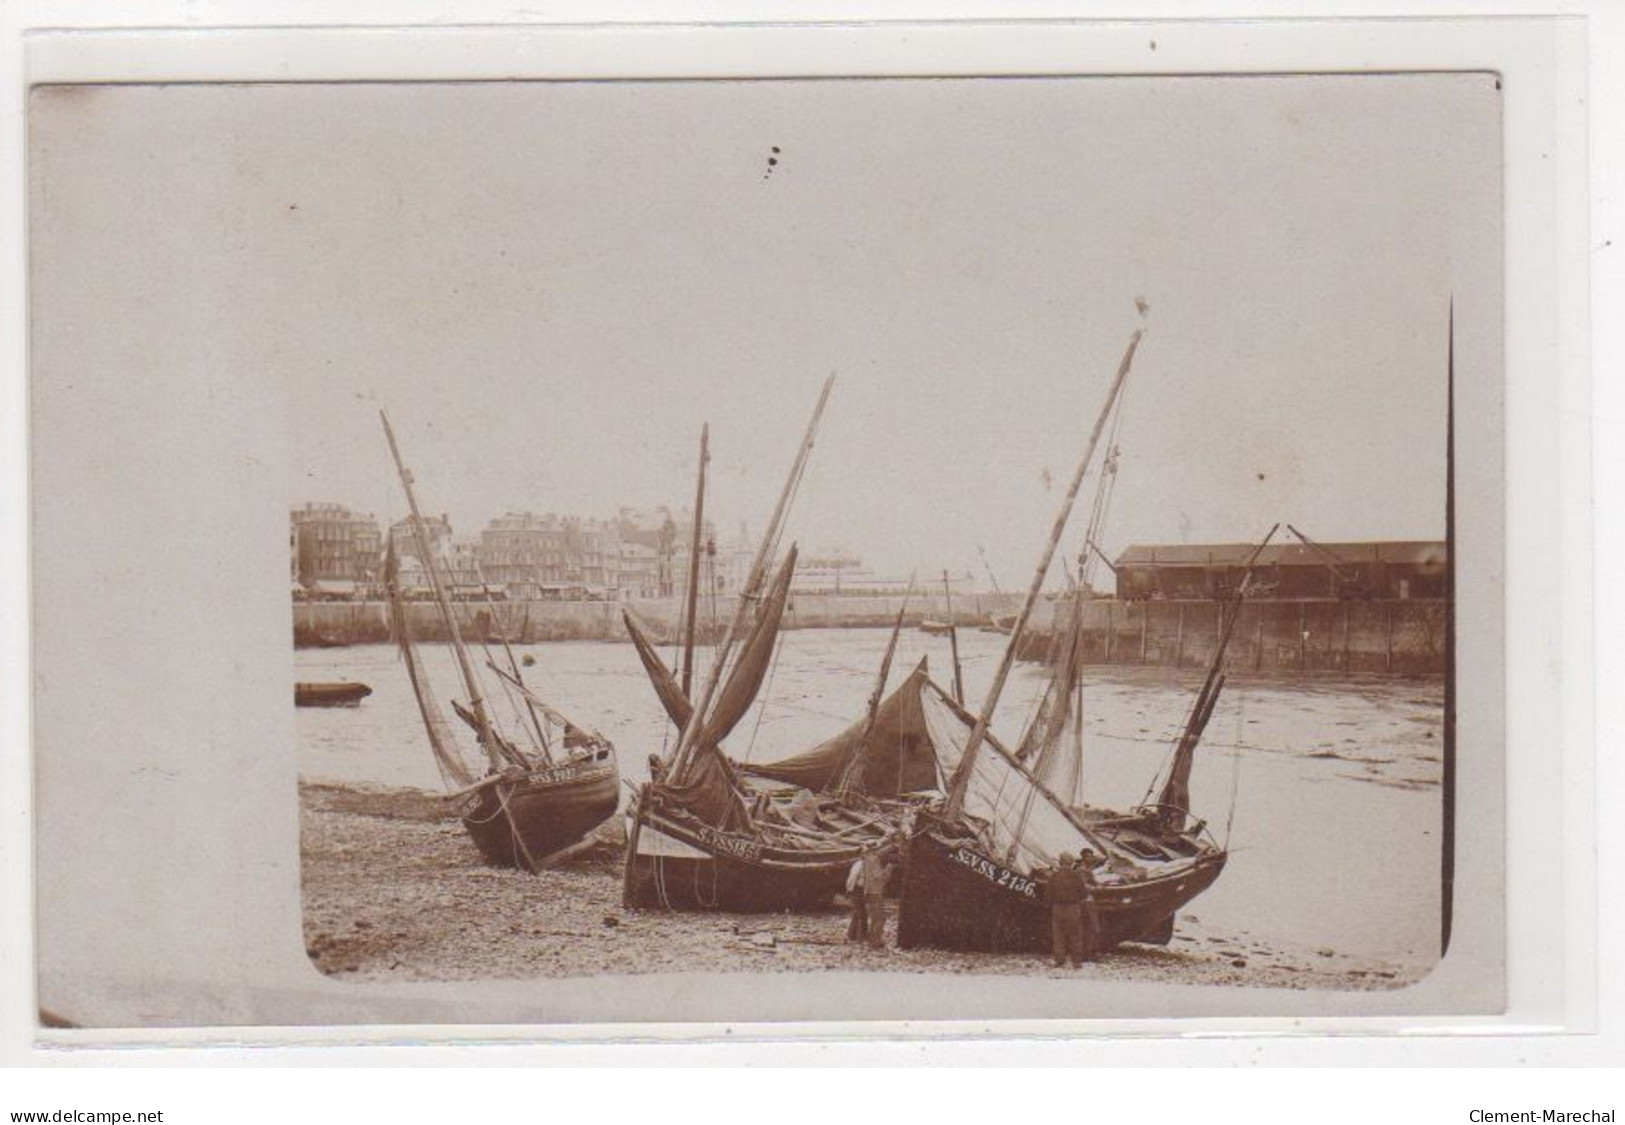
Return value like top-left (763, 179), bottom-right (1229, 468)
top-left (1044, 851), bottom-right (1100, 968)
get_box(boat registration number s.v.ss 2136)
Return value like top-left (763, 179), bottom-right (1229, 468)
top-left (952, 846), bottom-right (1038, 899)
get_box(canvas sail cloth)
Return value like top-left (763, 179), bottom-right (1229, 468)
top-left (922, 686), bottom-right (1109, 875)
top-left (383, 540), bottom-right (480, 790)
top-left (738, 658), bottom-right (943, 797)
top-left (630, 550), bottom-right (799, 834)
top-left (1013, 590), bottom-right (1089, 808)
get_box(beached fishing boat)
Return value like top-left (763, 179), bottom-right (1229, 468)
top-left (381, 412), bottom-right (619, 872)
top-left (896, 326), bottom-right (1251, 954)
top-left (294, 681), bottom-right (372, 708)
top-left (622, 385), bottom-right (904, 910)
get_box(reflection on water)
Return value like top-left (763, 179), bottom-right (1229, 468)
top-left (296, 626), bottom-right (1444, 964)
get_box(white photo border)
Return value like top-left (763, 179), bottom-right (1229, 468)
top-left (1, 2), bottom-right (1608, 1062)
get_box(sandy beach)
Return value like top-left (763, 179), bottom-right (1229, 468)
top-left (300, 781), bottom-right (1426, 990)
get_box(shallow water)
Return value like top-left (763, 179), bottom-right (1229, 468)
top-left (296, 627), bottom-right (1444, 969)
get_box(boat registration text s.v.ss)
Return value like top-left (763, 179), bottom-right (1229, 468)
top-left (693, 824), bottom-right (765, 863)
top-left (953, 846), bottom-right (1038, 898)
top-left (529, 760), bottom-right (613, 786)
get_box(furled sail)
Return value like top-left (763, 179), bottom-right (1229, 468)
top-left (1150, 526), bottom-right (1277, 830)
top-left (627, 549), bottom-right (800, 835)
top-left (623, 610), bottom-right (694, 732)
top-left (625, 546), bottom-right (798, 763)
top-left (1156, 672), bottom-right (1223, 823)
top-left (655, 745), bottom-right (754, 834)
top-left (384, 541), bottom-right (478, 790)
top-left (700, 545), bottom-right (798, 751)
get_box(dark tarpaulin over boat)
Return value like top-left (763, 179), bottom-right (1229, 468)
top-left (738, 658), bottom-right (942, 797)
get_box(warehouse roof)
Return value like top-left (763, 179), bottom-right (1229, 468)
top-left (1115, 541), bottom-right (1448, 568)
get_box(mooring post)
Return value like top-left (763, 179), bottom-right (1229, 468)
top-left (1342, 602), bottom-right (1352, 672)
top-left (1386, 603), bottom-right (1395, 672)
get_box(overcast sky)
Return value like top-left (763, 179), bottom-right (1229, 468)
top-left (32, 74), bottom-right (1499, 588)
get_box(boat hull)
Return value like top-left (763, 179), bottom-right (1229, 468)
top-left (459, 750), bottom-right (619, 871)
top-left (622, 796), bottom-right (862, 912)
top-left (294, 681), bottom-right (372, 707)
top-left (896, 822), bottom-right (1225, 954)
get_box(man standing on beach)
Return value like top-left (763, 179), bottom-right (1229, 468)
top-left (1045, 852), bottom-right (1100, 968)
top-left (844, 850), bottom-right (869, 944)
top-left (846, 838), bottom-right (891, 949)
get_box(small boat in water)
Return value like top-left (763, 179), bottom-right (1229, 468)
top-left (294, 681), bottom-right (373, 708)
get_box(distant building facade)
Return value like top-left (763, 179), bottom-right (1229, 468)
top-left (292, 499), bottom-right (894, 601)
top-left (615, 540), bottom-right (661, 598)
top-left (480, 512), bottom-right (568, 598)
top-left (614, 506), bottom-right (720, 599)
top-left (291, 502), bottom-right (382, 589)
top-left (1113, 540), bottom-right (1448, 601)
top-left (388, 514), bottom-right (452, 564)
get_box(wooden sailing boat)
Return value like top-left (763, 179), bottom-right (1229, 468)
top-left (895, 327), bottom-right (1250, 953)
top-left (380, 412), bottom-right (619, 872)
top-left (621, 384), bottom-right (901, 911)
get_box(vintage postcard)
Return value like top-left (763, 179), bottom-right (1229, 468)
top-left (27, 70), bottom-right (1506, 1029)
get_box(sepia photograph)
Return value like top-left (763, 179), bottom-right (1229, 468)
top-left (27, 68), bottom-right (1508, 1028)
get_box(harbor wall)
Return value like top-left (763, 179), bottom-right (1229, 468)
top-left (292, 594), bottom-right (1447, 674)
top-left (291, 592), bottom-right (1025, 647)
top-left (1015, 598), bottom-right (1447, 676)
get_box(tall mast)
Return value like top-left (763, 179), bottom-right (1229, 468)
top-left (667, 376), bottom-right (835, 784)
top-left (380, 411), bottom-right (502, 771)
top-left (680, 424), bottom-right (710, 697)
top-left (942, 569), bottom-right (965, 706)
top-left (945, 330), bottom-right (1142, 819)
top-left (834, 574), bottom-right (916, 797)
top-left (1151, 524), bottom-right (1280, 825)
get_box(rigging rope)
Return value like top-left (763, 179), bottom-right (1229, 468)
top-left (1224, 686), bottom-right (1246, 849)
top-left (694, 857), bottom-right (720, 909)
top-left (476, 629), bottom-right (539, 758)
top-left (741, 623), bottom-right (791, 765)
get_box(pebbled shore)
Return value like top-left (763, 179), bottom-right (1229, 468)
top-left (300, 782), bottom-right (1424, 991)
